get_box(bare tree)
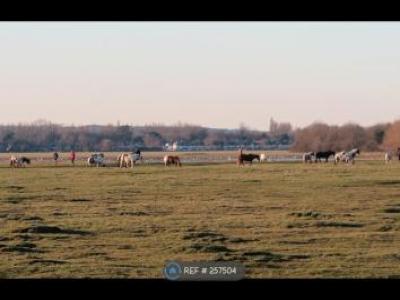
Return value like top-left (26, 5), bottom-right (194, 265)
top-left (383, 120), bottom-right (400, 151)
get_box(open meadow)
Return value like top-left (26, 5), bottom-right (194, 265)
top-left (1, 151), bottom-right (400, 278)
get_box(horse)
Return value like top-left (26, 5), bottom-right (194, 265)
top-left (87, 153), bottom-right (105, 167)
top-left (10, 156), bottom-right (30, 168)
top-left (302, 152), bottom-right (315, 163)
top-left (10, 156), bottom-right (19, 167)
top-left (260, 153), bottom-right (267, 162)
top-left (344, 148), bottom-right (360, 164)
top-left (334, 151), bottom-right (346, 164)
top-left (130, 152), bottom-right (143, 165)
top-left (315, 151), bottom-right (335, 163)
top-left (118, 152), bottom-right (143, 168)
top-left (237, 148), bottom-right (260, 166)
top-left (118, 153), bottom-right (130, 168)
top-left (385, 151), bottom-right (392, 164)
top-left (164, 155), bottom-right (181, 167)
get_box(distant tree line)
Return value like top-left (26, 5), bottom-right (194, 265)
top-left (0, 120), bottom-right (294, 152)
top-left (3, 118), bottom-right (399, 153)
top-left (291, 121), bottom-right (397, 152)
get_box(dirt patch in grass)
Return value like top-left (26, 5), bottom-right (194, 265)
top-left (229, 237), bottom-right (259, 243)
top-left (378, 225), bottom-right (393, 232)
top-left (241, 251), bottom-right (286, 262)
top-left (287, 222), bottom-right (311, 229)
top-left (289, 211), bottom-right (322, 218)
top-left (314, 221), bottom-right (364, 228)
top-left (183, 230), bottom-right (235, 254)
top-left (6, 214), bottom-right (43, 221)
top-left (21, 216), bottom-right (43, 221)
top-left (17, 234), bottom-right (42, 241)
top-left (5, 186), bottom-right (25, 191)
top-left (29, 259), bottom-right (67, 265)
top-left (279, 238), bottom-right (317, 245)
top-left (187, 244), bottom-right (233, 253)
top-left (5, 196), bottom-right (30, 204)
top-left (234, 251), bottom-right (310, 264)
top-left (290, 211), bottom-right (354, 218)
top-left (383, 208), bottom-right (400, 213)
top-left (183, 231), bottom-right (227, 242)
top-left (70, 198), bottom-right (92, 202)
top-left (52, 212), bottom-right (68, 216)
top-left (1, 242), bottom-right (44, 254)
top-left (14, 226), bottom-right (92, 235)
top-left (376, 180), bottom-right (400, 186)
top-left (120, 212), bottom-right (149, 216)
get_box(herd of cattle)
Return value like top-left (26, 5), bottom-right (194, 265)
top-left (6, 148), bottom-right (398, 168)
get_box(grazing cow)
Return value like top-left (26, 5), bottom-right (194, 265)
top-left (315, 151), bottom-right (335, 163)
top-left (237, 148), bottom-right (260, 166)
top-left (10, 156), bottom-right (31, 168)
top-left (87, 153), bottom-right (105, 167)
top-left (302, 152), bottom-right (315, 163)
top-left (164, 155), bottom-right (181, 167)
top-left (385, 152), bottom-right (393, 163)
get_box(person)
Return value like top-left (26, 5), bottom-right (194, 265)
top-left (53, 152), bottom-right (59, 165)
top-left (69, 150), bottom-right (76, 166)
top-left (135, 148), bottom-right (141, 156)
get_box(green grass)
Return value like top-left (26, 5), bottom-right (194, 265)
top-left (1, 159), bottom-right (400, 278)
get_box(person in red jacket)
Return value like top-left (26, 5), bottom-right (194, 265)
top-left (69, 150), bottom-right (76, 166)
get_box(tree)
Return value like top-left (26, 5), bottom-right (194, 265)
top-left (383, 120), bottom-right (400, 151)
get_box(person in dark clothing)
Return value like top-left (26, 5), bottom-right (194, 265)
top-left (53, 152), bottom-right (59, 165)
top-left (70, 151), bottom-right (76, 166)
top-left (397, 147), bottom-right (400, 161)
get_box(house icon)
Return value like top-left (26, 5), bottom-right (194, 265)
top-left (164, 262), bottom-right (182, 280)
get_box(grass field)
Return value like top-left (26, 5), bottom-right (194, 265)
top-left (1, 152), bottom-right (400, 278)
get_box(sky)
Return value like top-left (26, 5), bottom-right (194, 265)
top-left (1, 21), bottom-right (400, 130)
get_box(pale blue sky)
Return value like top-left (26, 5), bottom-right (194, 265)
top-left (1, 22), bottom-right (400, 130)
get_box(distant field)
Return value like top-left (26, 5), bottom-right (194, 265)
top-left (1, 152), bottom-right (400, 278)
